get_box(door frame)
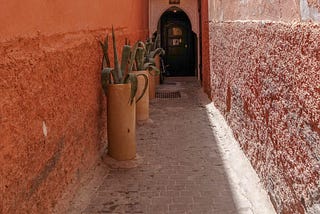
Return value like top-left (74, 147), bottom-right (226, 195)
top-left (160, 8), bottom-right (196, 76)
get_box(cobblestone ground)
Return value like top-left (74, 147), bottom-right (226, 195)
top-left (72, 77), bottom-right (239, 213)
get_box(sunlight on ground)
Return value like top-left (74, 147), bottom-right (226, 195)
top-left (199, 91), bottom-right (276, 214)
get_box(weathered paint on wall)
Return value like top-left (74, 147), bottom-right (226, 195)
top-left (0, 1), bottom-right (149, 213)
top-left (301, 0), bottom-right (320, 22)
top-left (209, 20), bottom-right (320, 214)
top-left (208, 0), bottom-right (301, 22)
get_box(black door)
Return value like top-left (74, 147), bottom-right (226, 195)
top-left (161, 9), bottom-right (195, 76)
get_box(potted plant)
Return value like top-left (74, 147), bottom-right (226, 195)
top-left (130, 39), bottom-right (163, 100)
top-left (100, 27), bottom-right (147, 160)
top-left (128, 41), bottom-right (157, 121)
top-left (145, 36), bottom-right (165, 86)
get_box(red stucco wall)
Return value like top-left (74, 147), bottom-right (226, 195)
top-left (209, 21), bottom-right (320, 213)
top-left (0, 1), bottom-right (149, 213)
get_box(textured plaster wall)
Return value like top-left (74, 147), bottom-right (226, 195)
top-left (209, 20), bottom-right (320, 214)
top-left (301, 0), bottom-right (320, 22)
top-left (208, 0), bottom-right (301, 22)
top-left (208, 0), bottom-right (320, 213)
top-left (0, 1), bottom-right (149, 213)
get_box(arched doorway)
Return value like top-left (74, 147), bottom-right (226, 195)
top-left (159, 7), bottom-right (196, 76)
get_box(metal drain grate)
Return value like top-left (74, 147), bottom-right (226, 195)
top-left (156, 91), bottom-right (181, 99)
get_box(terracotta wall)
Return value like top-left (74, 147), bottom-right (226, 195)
top-left (0, 1), bottom-right (149, 213)
top-left (208, 0), bottom-right (320, 213)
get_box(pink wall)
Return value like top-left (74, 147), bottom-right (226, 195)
top-left (0, 1), bottom-right (149, 213)
top-left (209, 21), bottom-right (320, 214)
top-left (208, 0), bottom-right (320, 213)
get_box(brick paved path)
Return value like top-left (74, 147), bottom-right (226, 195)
top-left (79, 78), bottom-right (238, 213)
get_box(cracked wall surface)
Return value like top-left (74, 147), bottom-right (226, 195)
top-left (0, 1), bottom-right (149, 213)
top-left (208, 0), bottom-right (320, 213)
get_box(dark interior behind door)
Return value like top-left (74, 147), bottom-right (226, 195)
top-left (161, 10), bottom-right (195, 76)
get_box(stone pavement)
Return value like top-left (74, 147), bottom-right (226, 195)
top-left (58, 77), bottom-right (275, 214)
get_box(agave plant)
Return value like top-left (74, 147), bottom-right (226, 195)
top-left (128, 40), bottom-right (160, 76)
top-left (147, 35), bottom-right (165, 60)
top-left (99, 35), bottom-right (111, 69)
top-left (100, 27), bottom-right (148, 104)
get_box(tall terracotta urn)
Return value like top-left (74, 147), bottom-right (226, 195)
top-left (131, 71), bottom-right (149, 122)
top-left (154, 55), bottom-right (161, 86)
top-left (107, 83), bottom-right (136, 160)
top-left (149, 70), bottom-right (157, 99)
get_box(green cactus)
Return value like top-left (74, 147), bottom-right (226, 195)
top-left (129, 41), bottom-right (144, 72)
top-left (128, 40), bottom-right (160, 76)
top-left (100, 27), bottom-right (148, 104)
top-left (144, 36), bottom-right (165, 76)
top-left (99, 35), bottom-right (111, 69)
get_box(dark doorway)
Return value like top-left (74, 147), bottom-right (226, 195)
top-left (160, 8), bottom-right (195, 76)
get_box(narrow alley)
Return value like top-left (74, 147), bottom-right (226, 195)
top-left (54, 78), bottom-right (275, 214)
top-left (2, 1), bottom-right (320, 213)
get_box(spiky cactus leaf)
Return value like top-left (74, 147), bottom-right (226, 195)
top-left (111, 26), bottom-right (120, 83)
top-left (135, 73), bottom-right (149, 103)
top-left (105, 36), bottom-right (111, 67)
top-left (101, 68), bottom-right (113, 94)
top-left (120, 45), bottom-right (131, 83)
top-left (128, 42), bottom-right (139, 73)
top-left (143, 63), bottom-right (160, 75)
top-left (99, 35), bottom-right (111, 68)
top-left (135, 47), bottom-right (145, 71)
top-left (145, 38), bottom-right (152, 55)
top-left (124, 73), bottom-right (138, 105)
top-left (150, 48), bottom-right (165, 58)
top-left (128, 41), bottom-right (146, 72)
top-left (153, 34), bottom-right (160, 50)
top-left (147, 57), bottom-right (155, 64)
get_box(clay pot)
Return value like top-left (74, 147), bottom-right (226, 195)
top-left (107, 83), bottom-right (136, 160)
top-left (154, 55), bottom-right (161, 86)
top-left (131, 70), bottom-right (149, 122)
top-left (148, 70), bottom-right (157, 99)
